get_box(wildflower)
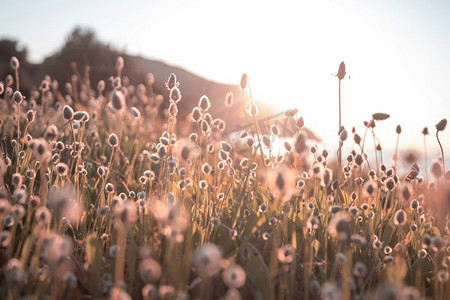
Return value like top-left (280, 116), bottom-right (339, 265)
top-left (225, 92), bottom-right (234, 107)
top-left (169, 87), bottom-right (181, 103)
top-left (201, 120), bottom-right (210, 135)
top-left (421, 233), bottom-right (432, 249)
top-left (436, 119), bottom-right (447, 131)
top-left (258, 203), bottom-right (268, 213)
top-left (339, 128), bottom-right (348, 142)
top-left (168, 102), bottom-right (178, 117)
top-left (437, 270), bottom-right (449, 282)
top-left (328, 213), bottom-right (351, 241)
top-left (139, 257), bottom-right (162, 283)
top-left (320, 282), bottom-right (341, 300)
top-left (296, 116), bottom-right (304, 129)
top-left (372, 113), bottom-right (390, 121)
top-left (430, 159), bottom-right (443, 178)
top-left (108, 133), bottom-right (119, 147)
top-left (307, 215), bottom-right (320, 231)
top-left (385, 178), bottom-right (395, 190)
top-left (198, 95), bottom-right (211, 111)
top-left (105, 183), bottom-right (115, 193)
top-left (350, 234), bottom-right (366, 247)
top-left (26, 110), bottom-right (35, 122)
top-left (329, 205), bottom-right (342, 214)
top-left (4, 258), bottom-right (24, 286)
top-left (393, 209), bottom-right (407, 226)
top-left (363, 180), bottom-right (377, 198)
top-left (277, 244), bottom-right (294, 263)
top-left (211, 217), bottom-right (221, 227)
top-left (110, 90), bottom-right (125, 111)
top-left (222, 264), bottom-right (246, 288)
top-left (199, 180), bottom-right (208, 190)
top-left (55, 162), bottom-right (69, 176)
top-left (165, 73), bottom-right (178, 90)
top-left (12, 91), bottom-right (23, 104)
top-left (35, 206), bottom-right (51, 224)
top-left (240, 73), bottom-right (248, 90)
top-left (337, 61), bottom-right (346, 80)
top-left (418, 249), bottom-right (427, 259)
top-left (11, 173), bottom-right (23, 186)
top-left (353, 261), bottom-right (368, 277)
top-left (0, 231), bottom-right (12, 247)
top-left (191, 107), bottom-right (202, 122)
top-left (192, 243), bottom-right (223, 277)
top-left (131, 107), bottom-right (141, 118)
top-left (201, 163), bottom-right (212, 175)
top-left (73, 111), bottom-right (89, 122)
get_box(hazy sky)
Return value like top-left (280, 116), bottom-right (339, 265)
top-left (2, 0), bottom-right (450, 161)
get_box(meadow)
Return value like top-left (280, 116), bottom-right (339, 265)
top-left (0, 56), bottom-right (449, 300)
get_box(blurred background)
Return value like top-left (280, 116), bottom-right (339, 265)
top-left (1, 0), bottom-right (449, 167)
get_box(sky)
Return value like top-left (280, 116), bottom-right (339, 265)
top-left (2, 0), bottom-right (450, 164)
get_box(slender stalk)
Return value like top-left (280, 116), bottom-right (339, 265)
top-left (338, 79), bottom-right (342, 169)
top-left (15, 68), bottom-right (20, 92)
top-left (436, 130), bottom-right (446, 181)
top-left (424, 135), bottom-right (429, 185)
top-left (394, 133), bottom-right (400, 172)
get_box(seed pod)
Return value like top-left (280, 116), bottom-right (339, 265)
top-left (26, 110), bottom-right (35, 122)
top-left (12, 91), bottom-right (23, 104)
top-left (131, 107), bottom-right (140, 118)
top-left (169, 87), bottom-right (181, 103)
top-left (10, 56), bottom-right (20, 69)
top-left (394, 209), bottom-right (407, 226)
top-left (339, 129), bottom-right (348, 142)
top-left (165, 73), bottom-right (178, 90)
top-left (296, 117), bottom-right (304, 129)
top-left (240, 73), bottom-right (248, 90)
top-left (110, 90), bottom-right (125, 111)
top-left (372, 113), bottom-right (390, 121)
top-left (224, 92), bottom-right (234, 107)
top-left (353, 133), bottom-right (361, 145)
top-left (198, 95), bottom-right (211, 111)
top-left (116, 56), bottom-right (124, 71)
top-left (396, 125), bottom-right (402, 134)
top-left (108, 133), bottom-right (119, 147)
top-left (337, 61), bottom-right (346, 80)
top-left (436, 119), bottom-right (447, 131)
